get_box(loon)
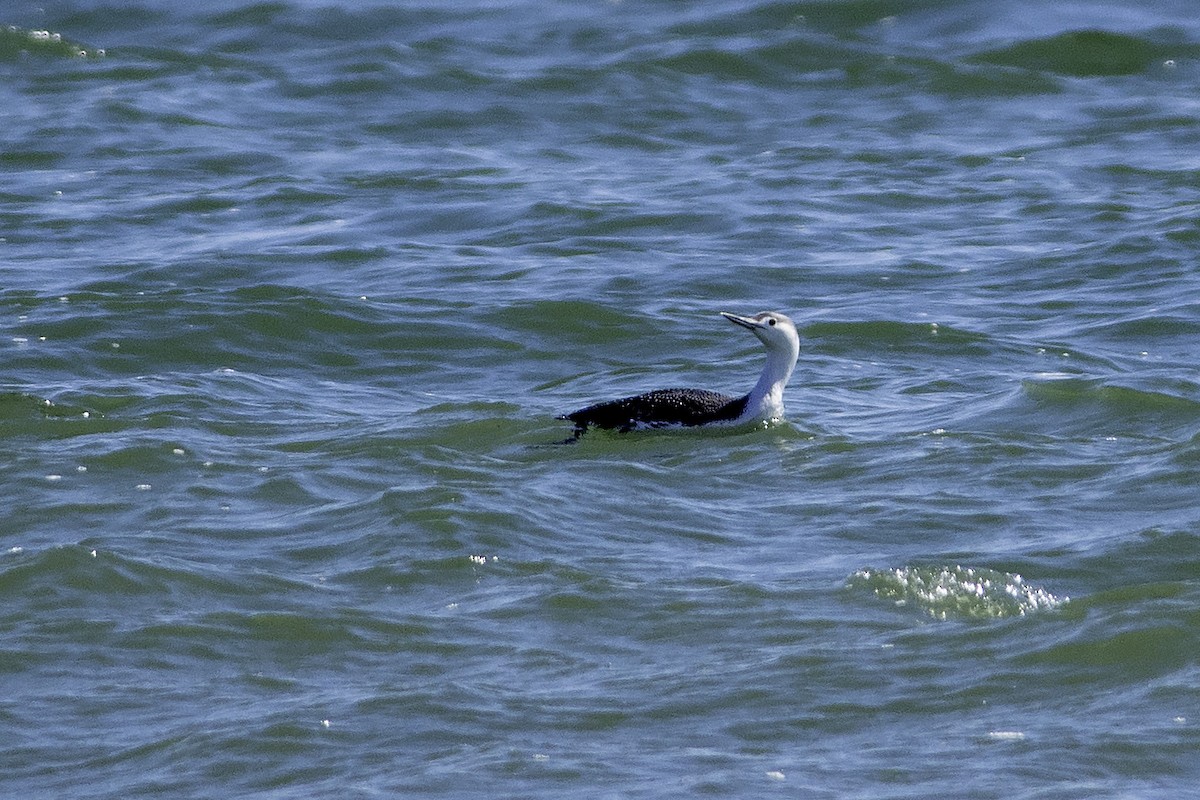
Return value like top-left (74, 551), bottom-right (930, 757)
top-left (559, 311), bottom-right (799, 439)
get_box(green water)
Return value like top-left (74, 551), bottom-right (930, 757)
top-left (3, 1), bottom-right (1200, 797)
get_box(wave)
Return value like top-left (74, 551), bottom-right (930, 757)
top-left (969, 29), bottom-right (1188, 77)
top-left (1014, 530), bottom-right (1200, 680)
top-left (0, 543), bottom-right (271, 607)
top-left (0, 25), bottom-right (104, 60)
top-left (1022, 376), bottom-right (1200, 419)
top-left (847, 564), bottom-right (1068, 619)
top-left (805, 319), bottom-right (990, 354)
top-left (3, 284), bottom-right (423, 381)
top-left (27, 2), bottom-right (1194, 107)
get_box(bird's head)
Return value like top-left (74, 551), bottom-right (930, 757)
top-left (720, 311), bottom-right (799, 356)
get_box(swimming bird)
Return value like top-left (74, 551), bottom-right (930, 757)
top-left (559, 311), bottom-right (799, 439)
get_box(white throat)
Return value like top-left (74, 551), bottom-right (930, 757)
top-left (743, 340), bottom-right (798, 422)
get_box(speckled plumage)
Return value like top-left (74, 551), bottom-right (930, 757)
top-left (559, 388), bottom-right (751, 435)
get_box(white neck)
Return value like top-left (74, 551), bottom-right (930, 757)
top-left (744, 343), bottom-right (798, 422)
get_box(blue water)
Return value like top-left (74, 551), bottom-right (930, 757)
top-left (3, 1), bottom-right (1200, 797)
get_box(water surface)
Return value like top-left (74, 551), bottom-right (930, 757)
top-left (3, 1), bottom-right (1200, 797)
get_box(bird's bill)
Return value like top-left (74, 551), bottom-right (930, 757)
top-left (720, 312), bottom-right (762, 330)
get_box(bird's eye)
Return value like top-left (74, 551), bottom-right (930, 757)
top-left (768, 318), bottom-right (776, 326)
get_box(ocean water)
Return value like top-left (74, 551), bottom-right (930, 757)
top-left (3, 0), bottom-right (1200, 796)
